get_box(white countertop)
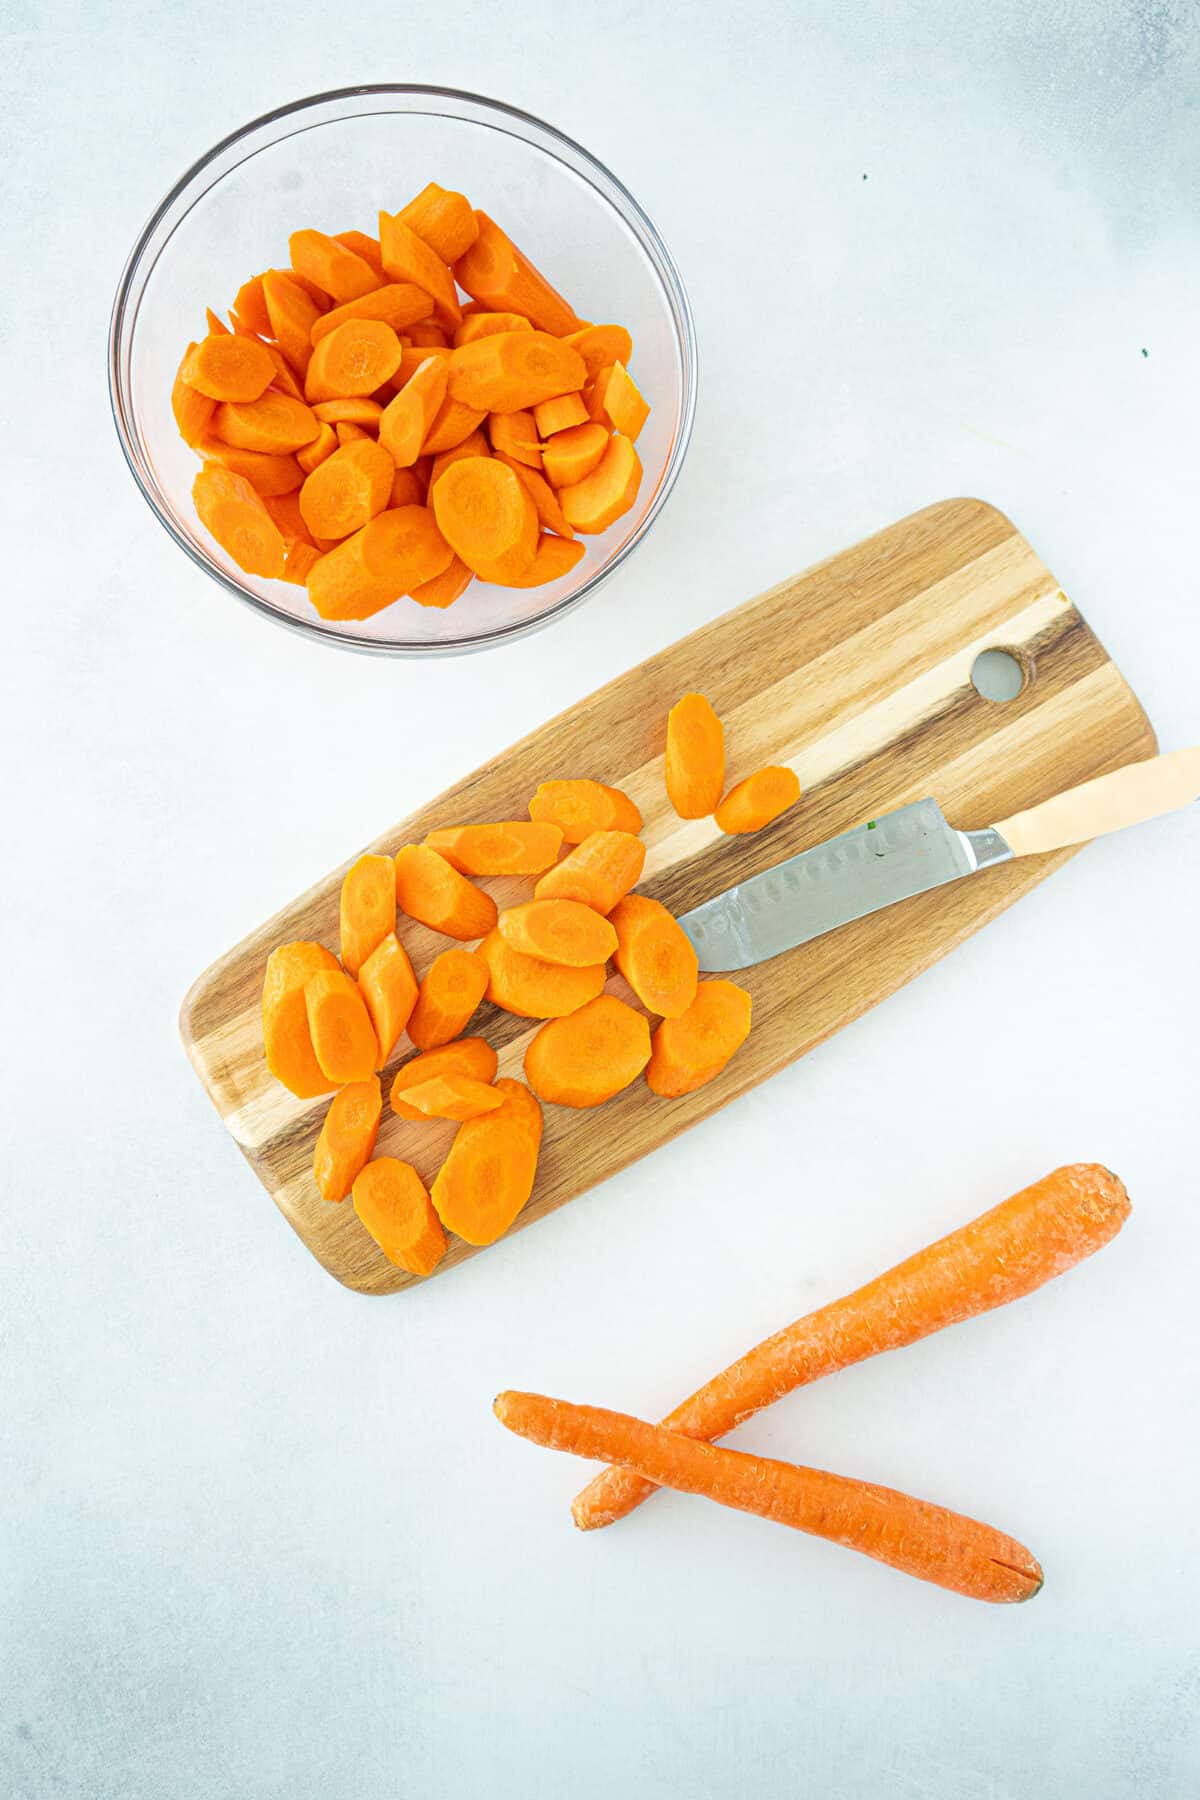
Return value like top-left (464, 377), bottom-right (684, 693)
top-left (4, 4), bottom-right (1199, 1796)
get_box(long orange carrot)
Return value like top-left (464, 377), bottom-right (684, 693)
top-left (495, 1393), bottom-right (1043, 1604)
top-left (572, 1164), bottom-right (1130, 1530)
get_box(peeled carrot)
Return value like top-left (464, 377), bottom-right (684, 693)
top-left (497, 1393), bottom-right (1043, 1605)
top-left (664, 692), bottom-right (725, 818)
top-left (528, 778), bottom-right (642, 842)
top-left (261, 341), bottom-right (306, 400)
top-left (262, 490), bottom-right (316, 549)
top-left (389, 466), bottom-right (425, 508)
top-left (310, 283), bottom-right (433, 345)
top-left (398, 182), bottom-right (480, 263)
top-left (353, 1156), bottom-right (446, 1276)
top-left (560, 323), bottom-right (633, 379)
top-left (304, 319), bottom-right (403, 403)
top-left (195, 438), bottom-right (302, 497)
top-left (609, 894), bottom-right (699, 1019)
top-left (296, 422), bottom-right (337, 473)
top-left (262, 941), bottom-right (340, 1098)
top-left (299, 439), bottom-right (394, 540)
top-left (393, 345), bottom-right (452, 391)
top-left (334, 423), bottom-right (368, 445)
top-left (182, 334), bottom-right (275, 403)
top-left (454, 311), bottom-right (533, 347)
top-left (645, 979), bottom-right (752, 1097)
top-left (313, 1076), bottom-right (382, 1202)
top-left (172, 347), bottom-right (217, 447)
top-left (558, 434), bottom-right (642, 533)
top-left (533, 829), bottom-right (645, 915)
top-left (334, 230), bottom-right (386, 279)
top-left (487, 410), bottom-right (542, 469)
top-left (715, 766), bottom-right (802, 834)
top-left (233, 274), bottom-right (272, 337)
top-left (262, 270), bottom-right (322, 375)
top-left (574, 1165), bottom-right (1132, 1533)
top-left (408, 321), bottom-right (450, 348)
top-left (540, 421), bottom-right (610, 489)
top-left (307, 506), bottom-right (453, 621)
top-left (280, 540), bottom-right (321, 586)
top-left (486, 535), bottom-right (586, 587)
top-left (431, 1078), bottom-right (544, 1246)
top-left (524, 995), bottom-right (651, 1108)
top-left (339, 852), bottom-right (397, 976)
top-left (290, 229), bottom-right (381, 304)
top-left (447, 331), bottom-right (586, 413)
top-left (454, 212), bottom-right (581, 335)
top-left (423, 821), bottom-right (563, 876)
top-left (391, 1037), bottom-right (497, 1119)
top-left (193, 464), bottom-right (286, 578)
top-left (378, 211), bottom-right (462, 327)
top-left (304, 967), bottom-right (379, 1085)
top-left (429, 430), bottom-right (490, 490)
top-left (406, 948), bottom-right (489, 1050)
top-left (591, 362), bottom-right (649, 441)
top-left (394, 845), bottom-right (497, 940)
top-left (311, 398), bottom-right (384, 426)
top-left (499, 899), bottom-right (618, 968)
top-left (533, 392), bottom-right (588, 437)
top-left (431, 457), bottom-right (538, 582)
top-left (478, 927), bottom-right (606, 1019)
top-left (421, 396), bottom-right (488, 455)
top-left (214, 391), bottom-right (321, 454)
top-left (410, 556), bottom-right (474, 609)
top-left (399, 1072), bottom-right (503, 1121)
top-left (495, 455), bottom-right (574, 537)
top-left (357, 931), bottom-right (419, 1066)
top-left (380, 356), bottom-right (449, 468)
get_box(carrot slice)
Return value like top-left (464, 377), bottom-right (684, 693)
top-left (289, 229), bottom-right (381, 304)
top-left (494, 455), bottom-right (574, 537)
top-left (307, 505), bottom-right (453, 621)
top-left (261, 342), bottom-right (305, 399)
top-left (524, 995), bottom-right (651, 1107)
top-left (335, 424), bottom-right (368, 445)
top-left (408, 321), bottom-right (450, 348)
top-left (358, 932), bottom-right (419, 1066)
top-left (280, 541), bottom-right (321, 586)
top-left (665, 692), bottom-right (725, 818)
top-left (431, 457), bottom-right (538, 582)
top-left (406, 948), bottom-right (490, 1050)
top-left (540, 421), bottom-right (610, 488)
top-left (392, 345), bottom-right (453, 392)
top-left (422, 396), bottom-right (487, 455)
top-left (310, 283), bottom-right (434, 346)
top-left (339, 852), bottom-right (397, 975)
top-left (334, 230), bottom-right (386, 279)
top-left (353, 1157), bottom-right (446, 1275)
top-left (487, 410), bottom-right (542, 470)
top-left (233, 275), bottom-right (272, 337)
top-left (429, 429), bottom-right (490, 490)
top-left (499, 899), bottom-right (617, 967)
top-left (391, 1038), bottom-right (498, 1119)
top-left (528, 779), bottom-right (642, 842)
top-left (312, 398), bottom-right (384, 425)
top-left (193, 463), bottom-right (287, 577)
top-left (560, 324), bottom-right (634, 379)
top-left (447, 332), bottom-right (586, 413)
top-left (394, 845), bottom-right (497, 940)
top-left (454, 311), bottom-right (533, 347)
top-left (423, 821), bottom-right (563, 876)
top-left (172, 346), bottom-right (217, 447)
top-left (454, 212), bottom-right (581, 335)
top-left (263, 490), bottom-right (317, 550)
top-left (430, 1078), bottom-right (544, 1246)
top-left (296, 422), bottom-right (337, 473)
top-left (314, 1077), bottom-right (382, 1202)
top-left (645, 980), bottom-right (752, 1096)
top-left (399, 1073), bottom-right (503, 1121)
top-left (181, 334), bottom-right (275, 402)
top-left (304, 319), bottom-right (403, 403)
top-left (533, 392), bottom-right (588, 437)
top-left (715, 766), bottom-right (802, 834)
top-left (389, 466), bottom-right (425, 508)
top-left (378, 211), bottom-right (462, 327)
top-left (558, 434), bottom-right (642, 533)
top-left (477, 928), bottom-right (606, 1019)
top-left (484, 534), bottom-right (586, 587)
top-left (213, 391), bottom-right (321, 454)
top-left (609, 894), bottom-right (698, 1019)
top-left (304, 967), bottom-right (379, 1084)
top-left (262, 941), bottom-right (340, 1098)
top-left (533, 829), bottom-right (645, 915)
top-left (195, 438), bottom-right (303, 497)
top-left (380, 357), bottom-right (449, 468)
top-left (593, 361), bottom-right (649, 441)
top-left (299, 439), bottom-right (394, 541)
top-left (262, 271), bottom-right (322, 376)
top-left (398, 182), bottom-right (480, 263)
top-left (409, 555), bottom-right (473, 609)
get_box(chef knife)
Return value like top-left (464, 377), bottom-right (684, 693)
top-left (678, 747), bottom-right (1200, 972)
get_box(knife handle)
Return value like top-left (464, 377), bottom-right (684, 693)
top-left (993, 747), bottom-right (1200, 857)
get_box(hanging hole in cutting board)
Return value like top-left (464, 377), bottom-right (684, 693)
top-left (971, 648), bottom-right (1027, 702)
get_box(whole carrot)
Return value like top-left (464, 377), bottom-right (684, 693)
top-left (573, 1164), bottom-right (1129, 1531)
top-left (496, 1393), bottom-right (1042, 1604)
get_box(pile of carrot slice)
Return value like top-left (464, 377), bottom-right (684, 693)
top-left (171, 185), bottom-right (650, 619)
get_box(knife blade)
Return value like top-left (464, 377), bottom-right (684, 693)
top-left (677, 747), bottom-right (1200, 972)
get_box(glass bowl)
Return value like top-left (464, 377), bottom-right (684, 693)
top-left (109, 85), bottom-right (696, 656)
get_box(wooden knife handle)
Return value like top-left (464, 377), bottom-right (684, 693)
top-left (994, 747), bottom-right (1200, 858)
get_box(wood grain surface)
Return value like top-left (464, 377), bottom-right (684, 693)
top-left (180, 498), bottom-right (1156, 1293)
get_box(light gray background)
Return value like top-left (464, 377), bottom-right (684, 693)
top-left (4, 4), bottom-right (1198, 1796)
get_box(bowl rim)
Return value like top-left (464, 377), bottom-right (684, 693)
top-left (109, 82), bottom-right (697, 658)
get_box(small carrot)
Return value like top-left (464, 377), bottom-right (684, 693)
top-left (296, 422), bottom-right (337, 474)
top-left (487, 410), bottom-right (542, 469)
top-left (172, 346), bottom-right (217, 447)
top-left (447, 331), bottom-right (586, 414)
top-left (389, 466), bottom-right (426, 509)
top-left (540, 421), bottom-right (610, 489)
top-left (233, 274), bottom-right (272, 337)
top-left (261, 341), bottom-right (306, 399)
top-left (305, 319), bottom-right (403, 403)
top-left (715, 766), bottom-right (802, 834)
top-left (398, 1073), bottom-right (504, 1121)
top-left (533, 829), bottom-right (645, 915)
top-left (499, 899), bottom-right (618, 968)
top-left (313, 1076), bottom-right (382, 1202)
top-left (558, 433), bottom-right (642, 533)
top-left (339, 852), bottom-right (397, 976)
top-left (645, 980), bottom-right (751, 1097)
top-left (182, 334), bottom-right (275, 403)
top-left (423, 821), bottom-right (563, 876)
top-left (335, 423), bottom-right (370, 445)
top-left (406, 948), bottom-right (490, 1050)
top-left (299, 439), bottom-right (394, 541)
top-left (380, 356), bottom-right (449, 468)
top-left (429, 429), bottom-right (490, 491)
top-left (378, 211), bottom-right (463, 327)
top-left (195, 438), bottom-right (303, 498)
top-left (261, 941), bottom-right (340, 1098)
top-left (304, 967), bottom-right (379, 1085)
top-left (496, 1393), bottom-right (1044, 1605)
top-left (524, 995), bottom-right (651, 1108)
top-left (262, 270), bottom-right (322, 376)
top-left (431, 457), bottom-right (539, 583)
top-left (609, 893), bottom-right (698, 1018)
top-left (410, 556), bottom-right (474, 609)
top-left (591, 361), bottom-right (649, 441)
top-left (665, 692), bottom-right (725, 818)
top-left (533, 392), bottom-right (588, 437)
top-left (262, 490), bottom-right (316, 550)
top-left (193, 464), bottom-right (287, 578)
top-left (573, 1165), bottom-right (1130, 1532)
top-left (213, 391), bottom-right (322, 455)
top-left (454, 212), bottom-right (581, 335)
top-left (421, 396), bottom-right (488, 455)
top-left (353, 1156), bottom-right (446, 1276)
top-left (560, 323), bottom-right (633, 379)
top-left (454, 311), bottom-right (533, 347)
top-left (431, 1078), bottom-right (544, 1246)
top-left (528, 778), bottom-right (642, 843)
top-left (397, 182), bottom-right (480, 263)
top-left (391, 1037), bottom-right (497, 1119)
top-left (485, 534), bottom-right (586, 587)
top-left (334, 230), bottom-right (386, 279)
top-left (494, 455), bottom-right (574, 538)
top-left (311, 398), bottom-right (384, 426)
top-left (357, 931), bottom-right (419, 1066)
top-left (394, 845), bottom-right (497, 940)
top-left (307, 505), bottom-right (453, 621)
top-left (393, 345), bottom-right (453, 391)
top-left (310, 283), bottom-right (434, 346)
top-left (289, 228), bottom-right (381, 304)
top-left (477, 927), bottom-right (607, 1020)
top-left (407, 320), bottom-right (450, 349)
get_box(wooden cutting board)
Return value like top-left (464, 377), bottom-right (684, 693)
top-left (181, 498), bottom-right (1155, 1294)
